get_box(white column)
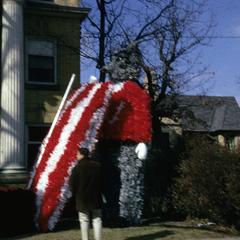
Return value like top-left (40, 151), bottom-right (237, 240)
top-left (0, 0), bottom-right (25, 171)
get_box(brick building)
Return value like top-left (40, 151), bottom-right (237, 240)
top-left (0, 0), bottom-right (89, 183)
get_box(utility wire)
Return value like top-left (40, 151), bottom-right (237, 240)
top-left (183, 35), bottom-right (240, 39)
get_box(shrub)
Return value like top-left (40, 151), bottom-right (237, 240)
top-left (0, 186), bottom-right (36, 237)
top-left (172, 135), bottom-right (240, 227)
top-left (143, 146), bottom-right (182, 220)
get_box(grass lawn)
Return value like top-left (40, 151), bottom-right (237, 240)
top-left (5, 220), bottom-right (240, 240)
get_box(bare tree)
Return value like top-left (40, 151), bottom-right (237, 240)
top-left (81, 0), bottom-right (128, 82)
top-left (138, 1), bottom-right (212, 101)
top-left (81, 0), bottom-right (176, 82)
top-left (133, 0), bottom-right (212, 145)
top-left (81, 0), bottom-right (212, 145)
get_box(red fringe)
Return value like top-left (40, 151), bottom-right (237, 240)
top-left (101, 81), bottom-right (152, 142)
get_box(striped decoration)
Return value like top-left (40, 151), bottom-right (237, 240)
top-left (28, 81), bottom-right (151, 231)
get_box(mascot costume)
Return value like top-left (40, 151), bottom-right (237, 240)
top-left (28, 43), bottom-right (152, 231)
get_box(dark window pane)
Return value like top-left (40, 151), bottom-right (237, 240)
top-left (28, 126), bottom-right (50, 169)
top-left (28, 0), bottom-right (54, 1)
top-left (28, 55), bottom-right (55, 83)
top-left (28, 143), bottom-right (41, 170)
top-left (28, 126), bottom-right (50, 142)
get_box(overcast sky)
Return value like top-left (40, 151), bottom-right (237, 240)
top-left (80, 0), bottom-right (240, 104)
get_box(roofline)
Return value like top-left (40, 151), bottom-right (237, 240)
top-left (183, 129), bottom-right (240, 133)
top-left (177, 94), bottom-right (236, 99)
top-left (25, 1), bottom-right (90, 20)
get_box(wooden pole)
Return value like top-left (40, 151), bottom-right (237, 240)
top-left (47, 74), bottom-right (76, 137)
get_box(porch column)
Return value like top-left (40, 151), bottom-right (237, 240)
top-left (0, 0), bottom-right (25, 171)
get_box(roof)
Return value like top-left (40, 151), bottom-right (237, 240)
top-left (25, 1), bottom-right (90, 19)
top-left (171, 95), bottom-right (240, 132)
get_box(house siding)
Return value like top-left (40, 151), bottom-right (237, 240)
top-left (24, 10), bottom-right (81, 124)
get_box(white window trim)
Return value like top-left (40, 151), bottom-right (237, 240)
top-left (25, 37), bottom-right (57, 86)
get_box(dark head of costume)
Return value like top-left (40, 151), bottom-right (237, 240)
top-left (102, 42), bottom-right (142, 83)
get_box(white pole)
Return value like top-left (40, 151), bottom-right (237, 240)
top-left (48, 74), bottom-right (76, 137)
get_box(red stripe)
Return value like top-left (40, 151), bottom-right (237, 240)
top-left (30, 84), bottom-right (95, 191)
top-left (38, 83), bottom-right (110, 231)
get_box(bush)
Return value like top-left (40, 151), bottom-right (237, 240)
top-left (0, 186), bottom-right (36, 237)
top-left (143, 146), bottom-right (182, 220)
top-left (172, 135), bottom-right (240, 228)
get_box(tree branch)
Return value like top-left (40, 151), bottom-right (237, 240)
top-left (135, 0), bottom-right (174, 41)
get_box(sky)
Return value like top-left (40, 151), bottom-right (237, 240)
top-left (80, 0), bottom-right (240, 104)
top-left (197, 0), bottom-right (240, 104)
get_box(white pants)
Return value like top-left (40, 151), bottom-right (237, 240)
top-left (78, 209), bottom-right (102, 240)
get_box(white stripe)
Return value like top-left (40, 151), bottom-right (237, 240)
top-left (109, 101), bottom-right (125, 124)
top-left (107, 82), bottom-right (126, 125)
top-left (112, 82), bottom-right (125, 93)
top-left (48, 84), bottom-right (113, 230)
top-left (81, 84), bottom-right (113, 152)
top-left (34, 84), bottom-right (102, 222)
top-left (62, 84), bottom-right (87, 111)
top-left (82, 85), bottom-right (113, 151)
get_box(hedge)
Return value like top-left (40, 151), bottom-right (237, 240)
top-left (172, 135), bottom-right (240, 229)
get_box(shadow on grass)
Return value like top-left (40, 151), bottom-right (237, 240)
top-left (158, 223), bottom-right (237, 235)
top-left (124, 230), bottom-right (175, 240)
top-left (54, 218), bottom-right (80, 231)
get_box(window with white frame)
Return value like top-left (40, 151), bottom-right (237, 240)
top-left (26, 38), bottom-right (57, 85)
top-left (27, 125), bottom-right (50, 170)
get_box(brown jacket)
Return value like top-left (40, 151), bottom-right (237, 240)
top-left (69, 158), bottom-right (102, 212)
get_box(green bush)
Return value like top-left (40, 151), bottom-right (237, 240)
top-left (144, 146), bottom-right (182, 220)
top-left (172, 135), bottom-right (240, 227)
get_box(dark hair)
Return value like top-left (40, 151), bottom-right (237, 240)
top-left (78, 147), bottom-right (90, 158)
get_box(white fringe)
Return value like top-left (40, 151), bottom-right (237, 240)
top-left (112, 82), bottom-right (124, 93)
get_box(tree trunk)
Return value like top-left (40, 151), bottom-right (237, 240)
top-left (98, 0), bottom-right (106, 82)
top-left (151, 105), bottom-right (162, 148)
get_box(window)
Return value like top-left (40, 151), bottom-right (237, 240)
top-left (27, 125), bottom-right (50, 170)
top-left (225, 136), bottom-right (237, 151)
top-left (26, 38), bottom-right (57, 85)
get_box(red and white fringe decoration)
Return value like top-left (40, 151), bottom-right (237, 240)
top-left (28, 81), bottom-right (151, 231)
top-left (102, 81), bottom-right (152, 142)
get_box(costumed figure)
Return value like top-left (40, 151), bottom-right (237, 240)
top-left (28, 43), bottom-right (152, 231)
